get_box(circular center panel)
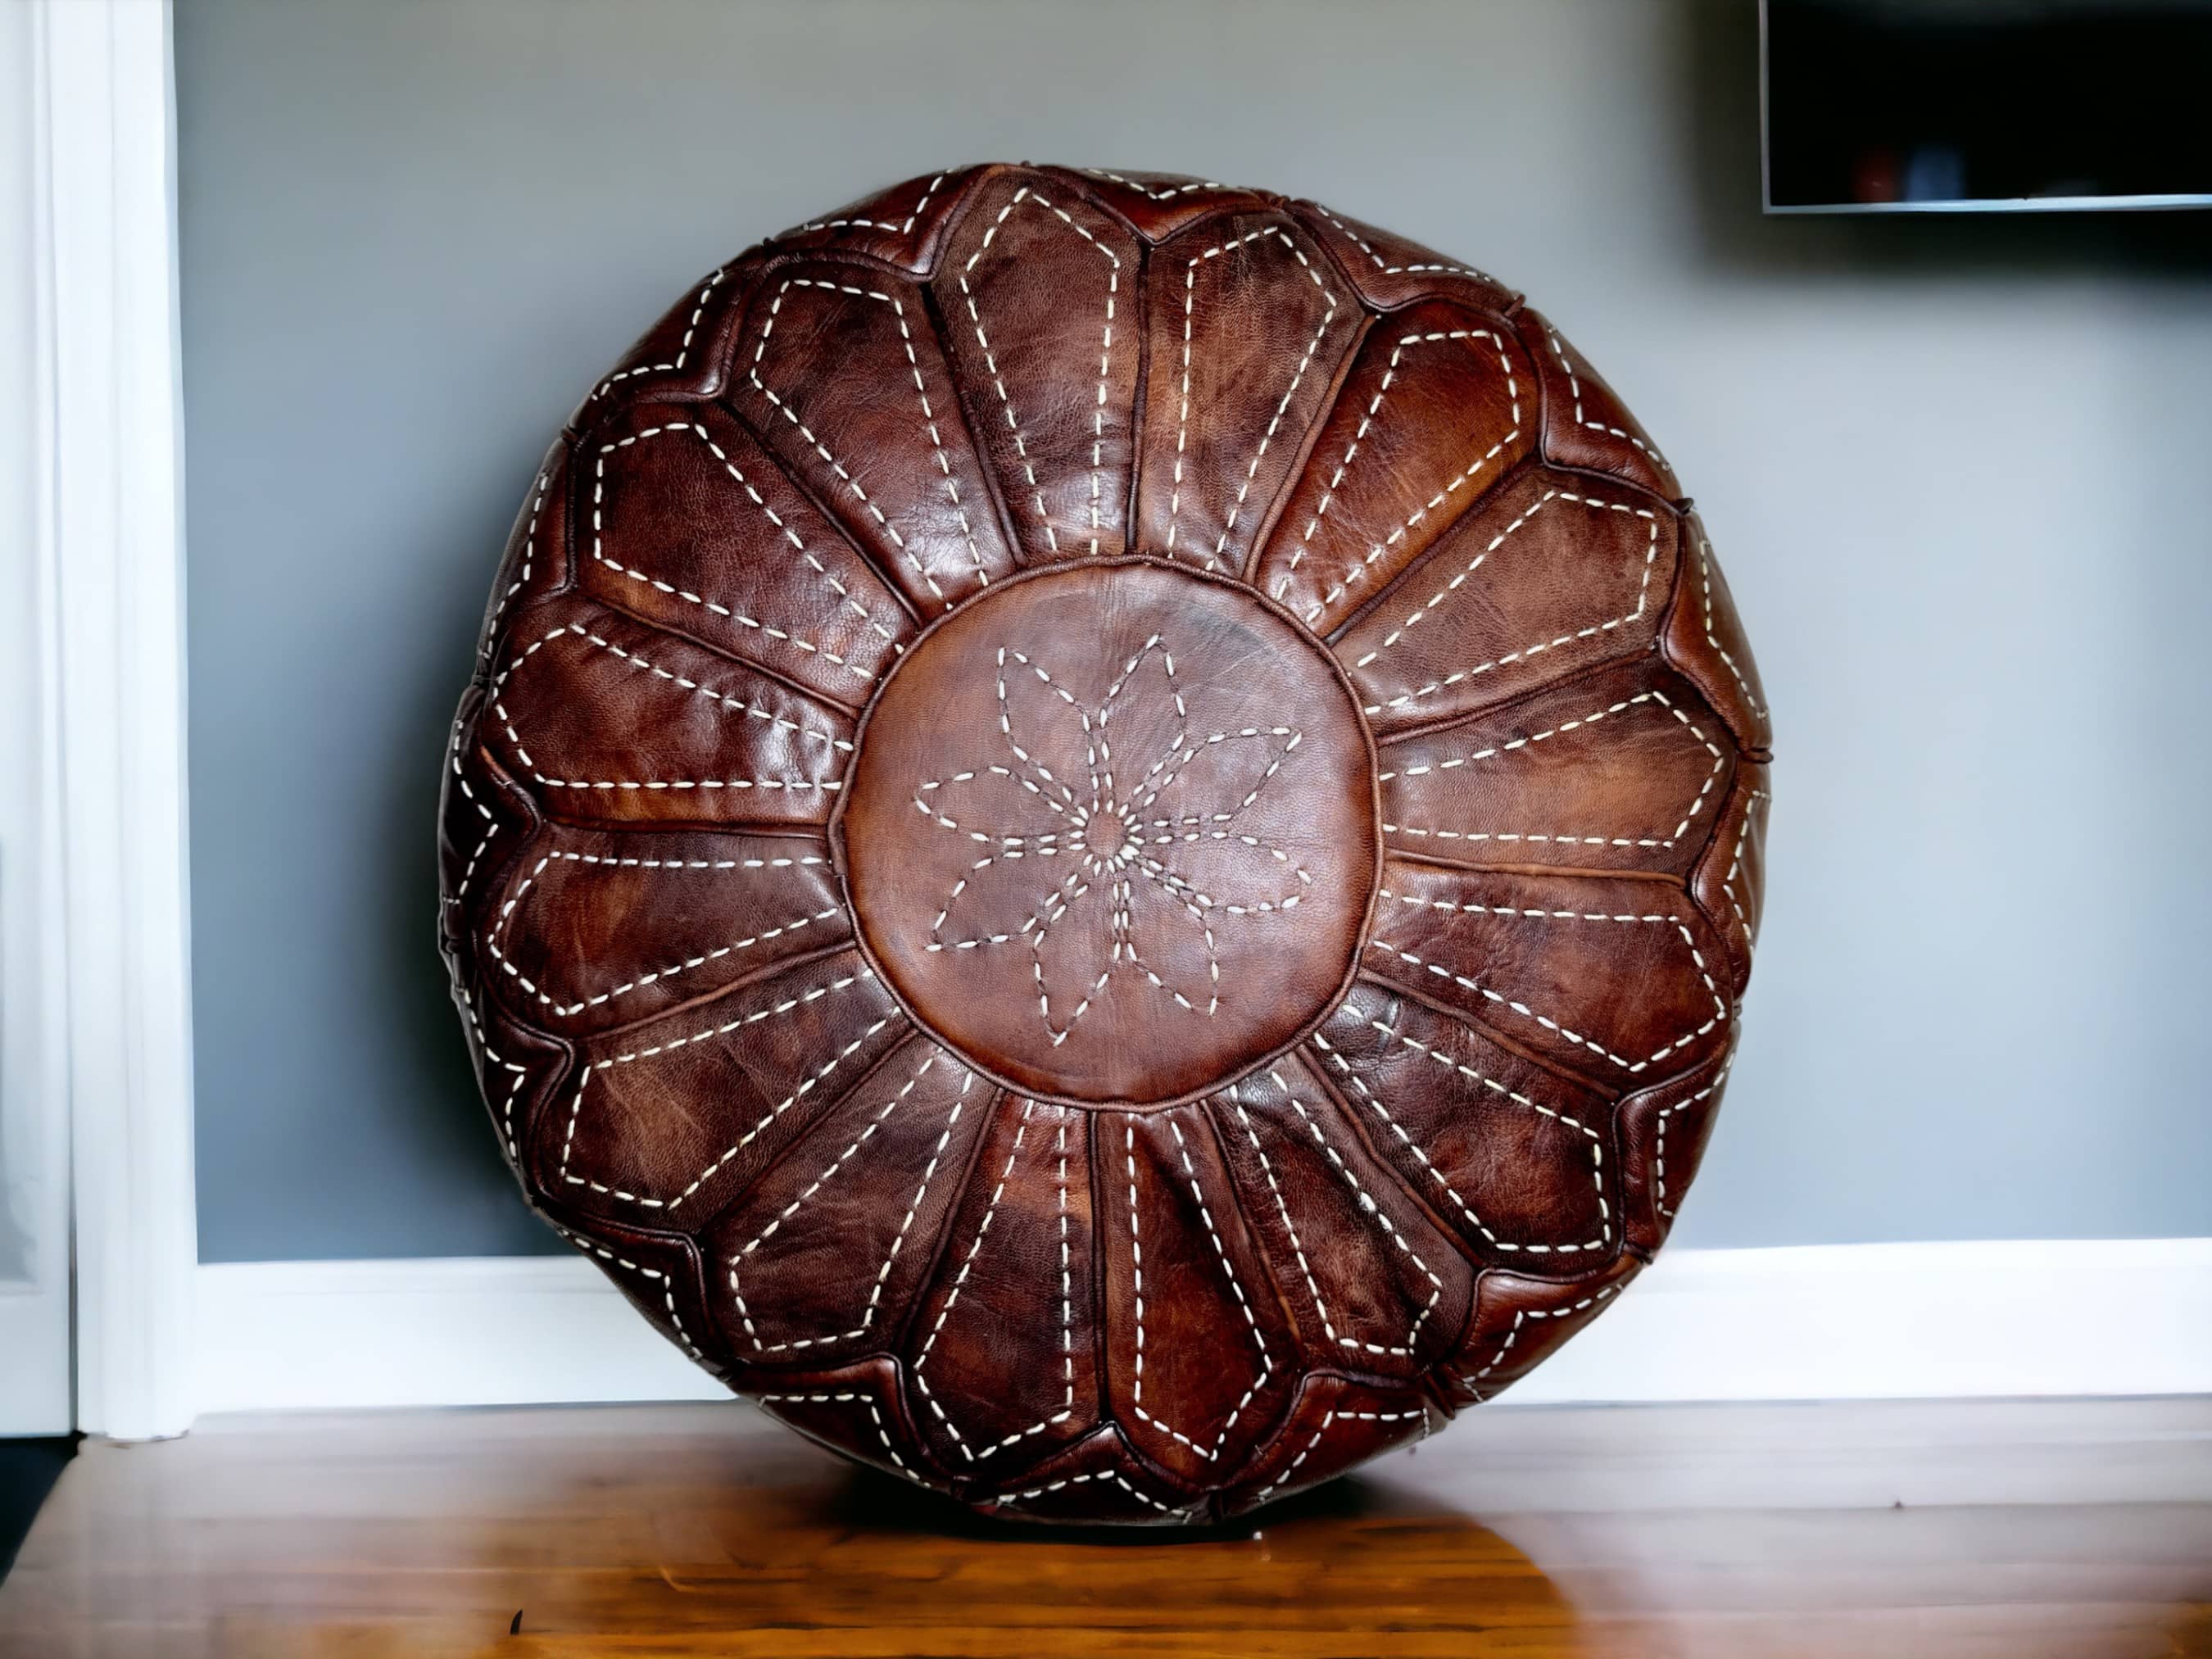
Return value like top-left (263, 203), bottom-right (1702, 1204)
top-left (836, 559), bottom-right (1380, 1107)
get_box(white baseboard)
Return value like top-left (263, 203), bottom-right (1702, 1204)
top-left (191, 1237), bottom-right (2212, 1419)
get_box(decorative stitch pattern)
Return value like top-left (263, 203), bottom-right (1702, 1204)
top-left (757, 1390), bottom-right (925, 1482)
top-left (486, 624), bottom-right (843, 798)
top-left (1230, 1074), bottom-right (1442, 1359)
top-left (911, 1102), bottom-right (1080, 1460)
top-left (1124, 1118), bottom-right (1273, 1461)
top-left (1310, 203), bottom-right (1502, 288)
top-left (1369, 888), bottom-right (1729, 1075)
top-left (728, 1056), bottom-right (971, 1353)
top-left (587, 269), bottom-right (728, 401)
top-left (997, 1466), bottom-right (1177, 1515)
top-left (1654, 1062), bottom-right (1734, 1220)
top-left (555, 971), bottom-right (889, 1211)
top-left (1453, 1283), bottom-right (1622, 1402)
top-left (484, 846), bottom-right (836, 1018)
top-left (480, 469), bottom-right (548, 655)
top-left (1311, 1027), bottom-right (1610, 1256)
top-left (1721, 787), bottom-right (1771, 959)
top-left (915, 636), bottom-right (1309, 1041)
top-left (796, 170), bottom-right (948, 238)
top-left (955, 187), bottom-right (1121, 555)
top-left (1276, 329), bottom-right (1523, 622)
top-left (1699, 537), bottom-right (1768, 728)
top-left (1378, 690), bottom-right (1724, 853)
top-left (456, 985), bottom-right (529, 1162)
top-left (1165, 226), bottom-right (1339, 571)
top-left (749, 276), bottom-right (989, 606)
top-left (1083, 168), bottom-right (1228, 202)
top-left (591, 422), bottom-right (901, 683)
top-left (1543, 322), bottom-right (1670, 474)
top-left (552, 1224), bottom-right (704, 1362)
top-left (1349, 490), bottom-right (1661, 718)
top-left (1257, 1405), bottom-right (1429, 1501)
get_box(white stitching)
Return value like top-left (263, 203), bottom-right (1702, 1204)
top-left (556, 972), bottom-right (888, 1210)
top-left (998, 1466), bottom-right (1176, 1515)
top-left (1082, 168), bottom-right (1226, 201)
top-left (1277, 329), bottom-right (1522, 619)
top-left (552, 1225), bottom-right (703, 1362)
top-left (1655, 1062), bottom-right (1734, 1220)
top-left (1698, 536), bottom-right (1767, 725)
top-left (1543, 322), bottom-right (1670, 474)
top-left (587, 269), bottom-right (727, 400)
top-left (487, 623), bottom-right (845, 796)
top-left (914, 637), bottom-right (1308, 1040)
top-left (489, 846), bottom-right (841, 1015)
top-left (1311, 1027), bottom-right (1609, 1255)
top-left (1369, 890), bottom-right (1729, 1074)
top-left (729, 1056), bottom-right (970, 1353)
top-left (446, 723), bottom-right (500, 909)
top-left (1310, 204), bottom-right (1501, 288)
top-left (1256, 1406), bottom-right (1429, 1501)
top-left (756, 1391), bottom-right (922, 1481)
top-left (796, 169), bottom-right (947, 237)
top-left (1124, 1117), bottom-right (1272, 1461)
top-left (900, 171), bottom-right (948, 233)
top-left (1272, 1077), bottom-right (1442, 1354)
top-left (592, 422), bottom-right (900, 682)
top-left (481, 469), bottom-right (548, 654)
top-left (1230, 1075), bottom-right (1440, 1358)
top-left (1352, 490), bottom-right (1660, 717)
top-left (514, 850), bottom-right (825, 873)
top-left (487, 846), bottom-right (835, 1016)
top-left (1722, 786), bottom-right (1770, 958)
top-left (1379, 690), bottom-right (1723, 851)
top-left (939, 1109), bottom-right (1080, 1459)
top-left (748, 277), bottom-right (987, 607)
top-left (456, 986), bottom-right (529, 1162)
top-left (1165, 226), bottom-right (1338, 572)
top-left (913, 1103), bottom-right (1077, 1459)
top-left (956, 186), bottom-right (1121, 556)
top-left (1455, 1283), bottom-right (1621, 1400)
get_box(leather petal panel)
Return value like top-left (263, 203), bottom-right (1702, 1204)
top-left (902, 1097), bottom-right (1101, 1475)
top-left (537, 950), bottom-right (906, 1226)
top-left (1254, 301), bottom-right (1534, 633)
top-left (577, 403), bottom-right (913, 707)
top-left (1367, 861), bottom-right (1735, 1088)
top-left (737, 262), bottom-right (1018, 614)
top-left (1332, 468), bottom-right (1679, 738)
top-left (932, 175), bottom-right (1141, 564)
top-left (1376, 658), bottom-right (1733, 881)
top-left (1135, 213), bottom-right (1359, 577)
top-left (1307, 985), bottom-right (1616, 1267)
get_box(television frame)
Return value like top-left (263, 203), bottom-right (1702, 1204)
top-left (1757, 0), bottom-right (2212, 215)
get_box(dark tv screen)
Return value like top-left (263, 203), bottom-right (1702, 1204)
top-left (1763, 0), bottom-right (2212, 211)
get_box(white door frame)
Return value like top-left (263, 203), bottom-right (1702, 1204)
top-left (17, 0), bottom-right (199, 1441)
top-left (0, 0), bottom-right (69, 1437)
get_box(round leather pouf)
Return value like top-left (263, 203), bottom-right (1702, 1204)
top-left (440, 165), bottom-right (1771, 1525)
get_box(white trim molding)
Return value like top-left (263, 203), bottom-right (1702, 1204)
top-left (0, 0), bottom-right (71, 1437)
top-left (193, 1239), bottom-right (2212, 1418)
top-left (36, 0), bottom-right (199, 1440)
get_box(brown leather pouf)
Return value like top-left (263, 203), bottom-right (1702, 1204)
top-left (440, 165), bottom-right (1771, 1525)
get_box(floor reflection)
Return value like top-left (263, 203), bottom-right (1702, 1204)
top-left (5, 1399), bottom-right (2206, 1659)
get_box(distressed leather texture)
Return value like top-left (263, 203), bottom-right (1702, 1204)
top-left (440, 165), bottom-right (1772, 1525)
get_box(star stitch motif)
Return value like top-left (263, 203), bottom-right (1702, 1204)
top-left (913, 635), bottom-right (1312, 1044)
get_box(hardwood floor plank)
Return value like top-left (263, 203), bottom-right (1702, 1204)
top-left (2, 1398), bottom-right (2206, 1657)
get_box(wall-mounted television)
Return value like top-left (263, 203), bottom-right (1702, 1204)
top-left (1761, 0), bottom-right (2212, 213)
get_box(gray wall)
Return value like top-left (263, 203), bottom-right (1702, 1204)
top-left (178, 0), bottom-right (2212, 1263)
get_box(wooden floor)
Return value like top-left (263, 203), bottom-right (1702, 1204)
top-left (2, 1397), bottom-right (2206, 1658)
